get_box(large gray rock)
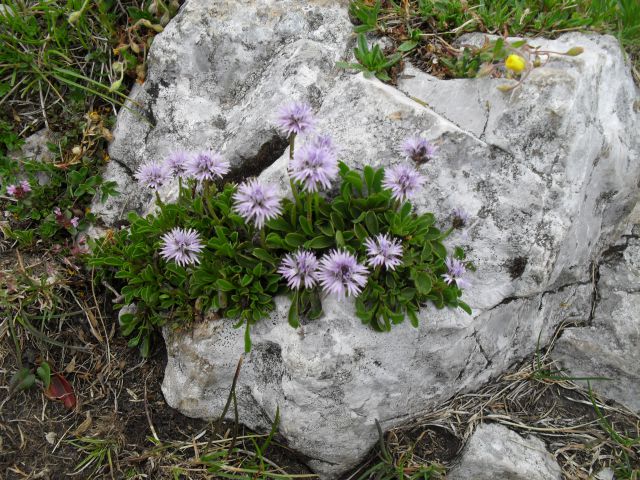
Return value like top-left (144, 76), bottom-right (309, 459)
top-left (553, 235), bottom-right (640, 413)
top-left (447, 423), bottom-right (562, 480)
top-left (94, 0), bottom-right (640, 477)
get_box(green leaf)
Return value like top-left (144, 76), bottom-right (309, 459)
top-left (365, 211), bottom-right (379, 235)
top-left (36, 362), bottom-right (51, 389)
top-left (267, 217), bottom-right (291, 232)
top-left (253, 248), bottom-right (275, 264)
top-left (285, 233), bottom-right (306, 248)
top-left (306, 236), bottom-right (335, 249)
top-left (299, 216), bottom-right (314, 236)
top-left (244, 321), bottom-right (252, 353)
top-left (318, 223), bottom-right (334, 237)
top-left (354, 223), bottom-right (368, 241)
top-left (458, 300), bottom-right (473, 315)
top-left (400, 202), bottom-right (412, 219)
top-left (140, 335), bottom-right (151, 358)
top-left (364, 165), bottom-right (375, 193)
top-left (10, 368), bottom-right (36, 393)
top-left (330, 212), bottom-right (345, 231)
top-left (288, 293), bottom-right (300, 328)
top-left (265, 233), bottom-right (285, 248)
top-left (407, 308), bottom-right (419, 328)
top-left (240, 274), bottom-right (253, 287)
top-left (398, 40), bottom-right (418, 52)
top-left (216, 279), bottom-right (235, 291)
top-left (335, 230), bottom-right (345, 248)
top-left (413, 270), bottom-right (432, 295)
top-left (95, 256), bottom-right (124, 267)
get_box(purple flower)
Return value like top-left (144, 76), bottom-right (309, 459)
top-left (289, 139), bottom-right (339, 192)
top-left (134, 161), bottom-right (170, 189)
top-left (312, 134), bottom-right (338, 155)
top-left (232, 180), bottom-right (283, 229)
top-left (276, 102), bottom-right (315, 136)
top-left (159, 228), bottom-right (205, 267)
top-left (364, 233), bottom-right (403, 270)
top-left (53, 207), bottom-right (62, 216)
top-left (6, 181), bottom-right (31, 198)
top-left (442, 257), bottom-right (471, 289)
top-left (401, 137), bottom-right (437, 163)
top-left (382, 164), bottom-right (426, 203)
top-left (452, 207), bottom-right (470, 229)
top-left (164, 150), bottom-right (192, 177)
top-left (278, 249), bottom-right (320, 290)
top-left (70, 217), bottom-right (80, 228)
top-left (318, 249), bottom-right (369, 298)
top-left (185, 151), bottom-right (230, 182)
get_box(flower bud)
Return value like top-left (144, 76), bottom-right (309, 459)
top-left (68, 10), bottom-right (82, 25)
top-left (109, 79), bottom-right (122, 92)
top-left (565, 47), bottom-right (584, 56)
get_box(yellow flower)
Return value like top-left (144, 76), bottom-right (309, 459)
top-left (505, 54), bottom-right (526, 73)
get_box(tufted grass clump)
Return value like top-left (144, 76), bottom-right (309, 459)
top-left (91, 103), bottom-right (472, 356)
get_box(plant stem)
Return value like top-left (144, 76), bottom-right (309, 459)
top-left (203, 183), bottom-right (220, 222)
top-left (306, 193), bottom-right (312, 224)
top-left (154, 190), bottom-right (164, 207)
top-left (260, 228), bottom-right (266, 248)
top-left (288, 134), bottom-right (302, 209)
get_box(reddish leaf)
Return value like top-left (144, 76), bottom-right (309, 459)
top-left (45, 373), bottom-right (76, 409)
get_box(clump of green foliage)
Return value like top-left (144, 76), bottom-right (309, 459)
top-left (0, 116), bottom-right (118, 248)
top-left (346, 0), bottom-right (640, 80)
top-left (91, 161), bottom-right (470, 357)
top-left (337, 33), bottom-right (403, 81)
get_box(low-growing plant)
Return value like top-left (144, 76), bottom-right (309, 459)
top-left (349, 0), bottom-right (382, 34)
top-left (91, 103), bottom-right (472, 356)
top-left (337, 33), bottom-right (403, 81)
top-left (441, 36), bottom-right (584, 90)
top-left (0, 114), bottom-right (118, 248)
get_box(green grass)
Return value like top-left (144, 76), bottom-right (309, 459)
top-left (0, 0), bottom-right (177, 131)
top-left (349, 0), bottom-right (640, 78)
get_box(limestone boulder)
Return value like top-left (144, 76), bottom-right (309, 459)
top-left (92, 0), bottom-right (640, 477)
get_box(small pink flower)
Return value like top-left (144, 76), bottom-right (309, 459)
top-left (70, 217), bottom-right (80, 228)
top-left (20, 180), bottom-right (31, 193)
top-left (6, 185), bottom-right (17, 196)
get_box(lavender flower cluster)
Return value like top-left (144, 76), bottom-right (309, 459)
top-left (135, 101), bottom-right (470, 309)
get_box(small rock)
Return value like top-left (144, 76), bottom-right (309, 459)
top-left (447, 423), bottom-right (562, 480)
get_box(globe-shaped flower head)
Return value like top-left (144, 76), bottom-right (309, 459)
top-left (275, 102), bottom-right (315, 136)
top-left (278, 249), bottom-right (320, 290)
top-left (364, 233), bottom-right (403, 270)
top-left (164, 150), bottom-right (192, 177)
top-left (382, 164), bottom-right (426, 203)
top-left (442, 257), bottom-right (471, 289)
top-left (134, 161), bottom-right (170, 189)
top-left (159, 228), bottom-right (204, 267)
top-left (232, 179), bottom-right (283, 229)
top-left (289, 136), bottom-right (339, 192)
top-left (185, 150), bottom-right (230, 182)
top-left (318, 249), bottom-right (369, 298)
top-left (401, 137), bottom-right (437, 164)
